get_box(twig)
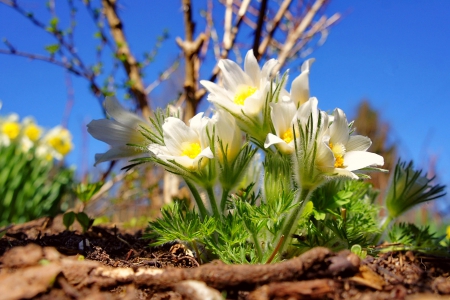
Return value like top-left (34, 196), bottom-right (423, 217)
top-left (252, 0), bottom-right (268, 58)
top-left (145, 57), bottom-right (181, 94)
top-left (273, 0), bottom-right (326, 74)
top-left (257, 0), bottom-right (293, 59)
top-left (102, 0), bottom-right (151, 119)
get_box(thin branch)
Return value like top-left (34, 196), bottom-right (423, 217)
top-left (196, 0), bottom-right (250, 101)
top-left (223, 0), bottom-right (233, 50)
top-left (273, 0), bottom-right (326, 74)
top-left (252, 0), bottom-right (268, 58)
top-left (257, 0), bottom-right (293, 59)
top-left (102, 0), bottom-right (151, 119)
top-left (145, 58), bottom-right (181, 95)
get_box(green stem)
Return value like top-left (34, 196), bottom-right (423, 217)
top-left (373, 215), bottom-right (394, 245)
top-left (220, 188), bottom-right (230, 212)
top-left (206, 186), bottom-right (221, 219)
top-left (276, 187), bottom-right (311, 256)
top-left (185, 180), bottom-right (208, 220)
top-left (251, 231), bottom-right (263, 262)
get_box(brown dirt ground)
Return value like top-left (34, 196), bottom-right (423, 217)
top-left (1, 215), bottom-right (450, 300)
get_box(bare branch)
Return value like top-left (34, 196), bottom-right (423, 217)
top-left (252, 0), bottom-right (268, 58)
top-left (177, 0), bottom-right (206, 121)
top-left (273, 0), bottom-right (326, 73)
top-left (102, 0), bottom-right (151, 119)
top-left (145, 58), bottom-right (181, 95)
top-left (257, 0), bottom-right (293, 59)
top-left (223, 0), bottom-right (233, 49)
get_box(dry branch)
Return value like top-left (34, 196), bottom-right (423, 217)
top-left (102, 0), bottom-right (151, 119)
top-left (273, 0), bottom-right (326, 74)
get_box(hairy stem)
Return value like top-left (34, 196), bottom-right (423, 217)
top-left (185, 179), bottom-right (208, 220)
top-left (277, 188), bottom-right (311, 255)
top-left (206, 186), bottom-right (221, 220)
top-left (220, 188), bottom-right (230, 212)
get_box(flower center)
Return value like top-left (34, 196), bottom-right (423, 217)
top-left (48, 136), bottom-right (72, 155)
top-left (181, 142), bottom-right (202, 159)
top-left (329, 142), bottom-right (346, 168)
top-left (282, 129), bottom-right (293, 144)
top-left (2, 122), bottom-right (20, 139)
top-left (25, 124), bottom-right (41, 141)
top-left (233, 86), bottom-right (257, 106)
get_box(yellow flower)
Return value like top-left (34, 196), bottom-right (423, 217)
top-left (446, 225), bottom-right (450, 240)
top-left (24, 123), bottom-right (42, 142)
top-left (43, 126), bottom-right (73, 160)
top-left (2, 121), bottom-right (20, 140)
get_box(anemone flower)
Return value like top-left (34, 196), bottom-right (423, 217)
top-left (319, 108), bottom-right (384, 179)
top-left (0, 113), bottom-right (20, 146)
top-left (200, 50), bottom-right (278, 117)
top-left (87, 96), bottom-right (151, 166)
top-left (148, 113), bottom-right (214, 170)
top-left (264, 98), bottom-right (298, 154)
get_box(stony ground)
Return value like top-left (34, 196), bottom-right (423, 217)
top-left (1, 215), bottom-right (450, 300)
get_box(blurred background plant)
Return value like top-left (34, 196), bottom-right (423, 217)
top-left (0, 108), bottom-right (75, 227)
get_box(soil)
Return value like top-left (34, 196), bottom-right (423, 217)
top-left (1, 215), bottom-right (450, 300)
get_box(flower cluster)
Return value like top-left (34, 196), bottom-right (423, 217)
top-left (0, 108), bottom-right (73, 161)
top-left (88, 50), bottom-right (390, 260)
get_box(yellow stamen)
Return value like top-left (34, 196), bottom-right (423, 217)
top-left (25, 124), bottom-right (41, 141)
top-left (49, 136), bottom-right (72, 156)
top-left (181, 142), bottom-right (202, 159)
top-left (233, 86), bottom-right (257, 106)
top-left (282, 129), bottom-right (293, 144)
top-left (329, 142), bottom-right (346, 168)
top-left (2, 122), bottom-right (20, 139)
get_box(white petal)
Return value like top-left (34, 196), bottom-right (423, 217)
top-left (264, 133), bottom-right (285, 148)
top-left (200, 80), bottom-right (241, 115)
top-left (343, 151), bottom-right (384, 171)
top-left (260, 59), bottom-right (278, 83)
top-left (244, 50), bottom-right (261, 86)
top-left (332, 168), bottom-right (359, 179)
top-left (219, 59), bottom-right (252, 91)
top-left (104, 96), bottom-right (147, 128)
top-left (301, 58), bottom-right (315, 72)
top-left (243, 91), bottom-right (264, 116)
top-left (347, 135), bottom-right (372, 151)
top-left (87, 119), bottom-right (144, 146)
top-left (163, 117), bottom-right (198, 154)
top-left (94, 145), bottom-right (144, 166)
top-left (270, 100), bottom-right (297, 136)
top-left (330, 108), bottom-right (349, 145)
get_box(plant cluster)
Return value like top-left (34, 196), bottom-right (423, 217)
top-left (0, 106), bottom-right (75, 226)
top-left (89, 51), bottom-right (447, 263)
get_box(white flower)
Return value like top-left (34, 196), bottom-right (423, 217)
top-left (19, 117), bottom-right (42, 152)
top-left (290, 59), bottom-right (314, 108)
top-left (87, 96), bottom-right (151, 166)
top-left (0, 113), bottom-right (20, 146)
top-left (264, 98), bottom-right (298, 154)
top-left (148, 113), bottom-right (214, 170)
top-left (200, 50), bottom-right (278, 117)
top-left (41, 125), bottom-right (73, 160)
top-left (319, 108), bottom-right (384, 179)
top-left (211, 110), bottom-right (242, 163)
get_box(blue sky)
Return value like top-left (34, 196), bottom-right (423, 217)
top-left (1, 1), bottom-right (450, 206)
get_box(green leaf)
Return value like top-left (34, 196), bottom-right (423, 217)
top-left (75, 212), bottom-right (92, 232)
top-left (45, 44), bottom-right (60, 54)
top-left (63, 212), bottom-right (76, 230)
